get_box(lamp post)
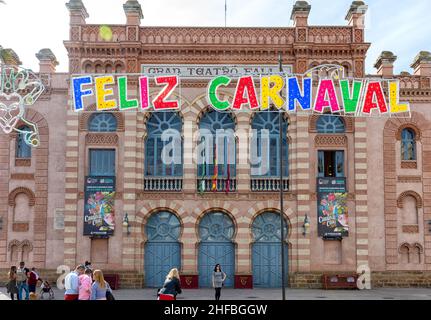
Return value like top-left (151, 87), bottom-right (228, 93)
top-left (278, 52), bottom-right (286, 301)
top-left (123, 213), bottom-right (130, 236)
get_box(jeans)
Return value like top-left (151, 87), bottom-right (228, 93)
top-left (29, 284), bottom-right (36, 293)
top-left (18, 282), bottom-right (29, 300)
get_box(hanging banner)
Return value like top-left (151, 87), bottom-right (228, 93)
top-left (317, 177), bottom-right (348, 238)
top-left (317, 192), bottom-right (349, 238)
top-left (84, 176), bottom-right (116, 237)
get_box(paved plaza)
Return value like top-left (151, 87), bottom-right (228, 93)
top-left (1, 287), bottom-right (431, 301)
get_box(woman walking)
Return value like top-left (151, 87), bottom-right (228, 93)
top-left (212, 264), bottom-right (226, 301)
top-left (6, 266), bottom-right (19, 300)
top-left (158, 268), bottom-right (182, 300)
top-left (91, 270), bottom-right (112, 300)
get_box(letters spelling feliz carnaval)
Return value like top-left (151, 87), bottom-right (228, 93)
top-left (71, 71), bottom-right (409, 115)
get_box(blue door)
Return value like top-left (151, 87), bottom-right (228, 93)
top-left (145, 242), bottom-right (181, 288)
top-left (252, 243), bottom-right (288, 288)
top-left (252, 212), bottom-right (288, 288)
top-left (199, 242), bottom-right (235, 287)
top-left (144, 211), bottom-right (181, 288)
top-left (198, 211), bottom-right (235, 287)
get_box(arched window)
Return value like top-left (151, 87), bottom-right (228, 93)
top-left (251, 112), bottom-right (288, 177)
top-left (88, 113), bottom-right (117, 132)
top-left (198, 110), bottom-right (235, 178)
top-left (401, 128), bottom-right (416, 160)
top-left (145, 112), bottom-right (182, 177)
top-left (316, 115), bottom-right (345, 133)
top-left (16, 126), bottom-right (32, 159)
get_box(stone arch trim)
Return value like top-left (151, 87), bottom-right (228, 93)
top-left (140, 93), bottom-right (188, 136)
top-left (397, 190), bottom-right (423, 208)
top-left (7, 239), bottom-right (33, 251)
top-left (383, 111), bottom-right (431, 265)
top-left (8, 187), bottom-right (36, 207)
top-left (186, 92), bottom-right (237, 126)
top-left (413, 242), bottom-right (424, 253)
top-left (398, 242), bottom-right (410, 253)
top-left (309, 114), bottom-right (354, 133)
top-left (7, 240), bottom-right (21, 251)
top-left (395, 123), bottom-right (421, 141)
top-left (79, 104), bottom-right (125, 131)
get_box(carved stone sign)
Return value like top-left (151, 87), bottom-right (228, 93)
top-left (141, 64), bottom-right (293, 78)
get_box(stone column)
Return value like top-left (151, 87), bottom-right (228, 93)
top-left (411, 51), bottom-right (431, 77)
top-left (374, 51), bottom-right (397, 78)
top-left (66, 0), bottom-right (88, 41)
top-left (36, 49), bottom-right (59, 74)
top-left (124, 0), bottom-right (143, 42)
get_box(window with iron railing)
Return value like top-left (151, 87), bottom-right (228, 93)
top-left (250, 112), bottom-right (289, 191)
top-left (144, 111), bottom-right (183, 191)
top-left (197, 109), bottom-right (236, 192)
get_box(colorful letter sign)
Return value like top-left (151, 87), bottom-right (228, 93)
top-left (70, 64), bottom-right (411, 117)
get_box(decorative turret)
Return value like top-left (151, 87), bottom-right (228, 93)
top-left (66, 0), bottom-right (89, 25)
top-left (411, 51), bottom-right (431, 77)
top-left (345, 1), bottom-right (367, 28)
top-left (123, 0), bottom-right (143, 25)
top-left (374, 51), bottom-right (397, 77)
top-left (0, 46), bottom-right (22, 65)
top-left (290, 1), bottom-right (311, 27)
top-left (36, 49), bottom-right (59, 74)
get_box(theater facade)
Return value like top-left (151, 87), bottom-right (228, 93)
top-left (1, 0), bottom-right (431, 288)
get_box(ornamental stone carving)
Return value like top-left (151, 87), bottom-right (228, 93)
top-left (86, 133), bottom-right (119, 145)
top-left (314, 135), bottom-right (347, 147)
top-left (397, 175), bottom-right (422, 183)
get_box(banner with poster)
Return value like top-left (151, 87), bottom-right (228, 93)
top-left (316, 177), bottom-right (348, 238)
top-left (84, 176), bottom-right (116, 237)
top-left (317, 192), bottom-right (349, 238)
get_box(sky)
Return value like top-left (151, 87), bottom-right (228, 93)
top-left (0, 0), bottom-right (429, 74)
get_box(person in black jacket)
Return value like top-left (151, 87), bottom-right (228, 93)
top-left (158, 268), bottom-right (182, 299)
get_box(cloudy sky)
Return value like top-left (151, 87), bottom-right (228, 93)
top-left (0, 0), bottom-right (429, 73)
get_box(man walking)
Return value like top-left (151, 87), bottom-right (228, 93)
top-left (16, 262), bottom-right (29, 300)
top-left (64, 265), bottom-right (85, 300)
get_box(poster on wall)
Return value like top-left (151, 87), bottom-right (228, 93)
top-left (317, 192), bottom-right (349, 238)
top-left (84, 176), bottom-right (116, 237)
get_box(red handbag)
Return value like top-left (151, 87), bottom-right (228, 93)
top-left (158, 293), bottom-right (175, 301)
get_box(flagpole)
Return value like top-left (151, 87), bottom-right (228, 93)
top-left (278, 52), bottom-right (286, 301)
top-left (224, 0), bottom-right (227, 27)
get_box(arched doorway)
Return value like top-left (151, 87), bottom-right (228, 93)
top-left (144, 210), bottom-right (181, 287)
top-left (198, 211), bottom-right (235, 287)
top-left (252, 211), bottom-right (288, 288)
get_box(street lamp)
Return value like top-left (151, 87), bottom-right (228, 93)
top-left (123, 213), bottom-right (130, 236)
top-left (278, 51), bottom-right (286, 301)
top-left (302, 215), bottom-right (310, 236)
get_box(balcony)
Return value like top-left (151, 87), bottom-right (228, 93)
top-left (197, 178), bottom-right (237, 192)
top-left (251, 177), bottom-right (289, 191)
top-left (144, 177), bottom-right (183, 191)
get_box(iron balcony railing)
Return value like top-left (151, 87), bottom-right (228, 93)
top-left (251, 177), bottom-right (289, 191)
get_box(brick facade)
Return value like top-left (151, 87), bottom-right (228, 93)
top-left (0, 0), bottom-right (430, 289)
